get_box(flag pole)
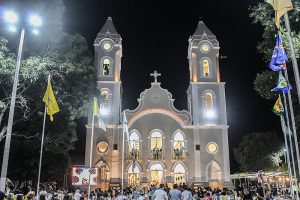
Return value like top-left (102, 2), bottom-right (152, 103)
top-left (36, 105), bottom-right (47, 200)
top-left (121, 112), bottom-right (125, 194)
top-left (283, 69), bottom-right (300, 179)
top-left (281, 115), bottom-right (294, 197)
top-left (283, 91), bottom-right (299, 199)
top-left (283, 12), bottom-right (300, 105)
top-left (88, 101), bottom-right (96, 200)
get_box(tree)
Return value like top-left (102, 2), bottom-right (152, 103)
top-left (0, 0), bottom-right (95, 182)
top-left (234, 132), bottom-right (284, 172)
top-left (250, 0), bottom-right (300, 156)
top-left (251, 1), bottom-right (300, 103)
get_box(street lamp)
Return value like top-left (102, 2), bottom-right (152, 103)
top-left (0, 10), bottom-right (42, 192)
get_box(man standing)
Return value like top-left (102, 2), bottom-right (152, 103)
top-left (153, 184), bottom-right (168, 200)
top-left (181, 185), bottom-right (193, 200)
top-left (256, 183), bottom-right (264, 200)
top-left (169, 184), bottom-right (181, 200)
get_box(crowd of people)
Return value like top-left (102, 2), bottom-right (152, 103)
top-left (0, 182), bottom-right (294, 200)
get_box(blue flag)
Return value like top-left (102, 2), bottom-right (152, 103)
top-left (180, 144), bottom-right (189, 156)
top-left (272, 71), bottom-right (292, 93)
top-left (269, 32), bottom-right (288, 71)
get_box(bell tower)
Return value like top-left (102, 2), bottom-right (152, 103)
top-left (94, 17), bottom-right (122, 124)
top-left (187, 21), bottom-right (226, 126)
top-left (186, 21), bottom-right (230, 185)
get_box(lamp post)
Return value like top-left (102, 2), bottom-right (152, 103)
top-left (0, 10), bottom-right (42, 192)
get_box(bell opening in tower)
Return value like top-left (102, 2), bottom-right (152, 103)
top-left (103, 58), bottom-right (110, 75)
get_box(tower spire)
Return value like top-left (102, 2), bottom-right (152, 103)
top-left (94, 17), bottom-right (121, 44)
top-left (193, 21), bottom-right (214, 36)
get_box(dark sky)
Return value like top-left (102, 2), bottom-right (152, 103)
top-left (61, 0), bottom-right (283, 172)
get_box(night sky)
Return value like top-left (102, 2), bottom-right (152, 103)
top-left (1, 0), bottom-right (283, 173)
top-left (61, 0), bottom-right (283, 172)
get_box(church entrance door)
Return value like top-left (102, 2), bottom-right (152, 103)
top-left (128, 173), bottom-right (139, 186)
top-left (149, 163), bottom-right (164, 185)
top-left (96, 160), bottom-right (110, 191)
top-left (128, 163), bottom-right (140, 186)
top-left (173, 163), bottom-right (186, 184)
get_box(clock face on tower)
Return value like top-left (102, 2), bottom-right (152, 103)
top-left (200, 43), bottom-right (210, 53)
top-left (102, 41), bottom-right (112, 51)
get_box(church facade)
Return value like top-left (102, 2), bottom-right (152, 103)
top-left (85, 17), bottom-right (231, 189)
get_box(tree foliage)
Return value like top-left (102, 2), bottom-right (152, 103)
top-left (249, 0), bottom-right (300, 174)
top-left (250, 0), bottom-right (300, 61)
top-left (234, 132), bottom-right (284, 172)
top-left (251, 0), bottom-right (300, 101)
top-left (0, 0), bottom-right (95, 181)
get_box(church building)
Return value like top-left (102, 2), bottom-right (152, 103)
top-left (84, 17), bottom-right (231, 189)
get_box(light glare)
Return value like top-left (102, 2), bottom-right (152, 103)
top-left (29, 15), bottom-right (42, 27)
top-left (101, 107), bottom-right (108, 115)
top-left (206, 111), bottom-right (215, 118)
top-left (32, 29), bottom-right (39, 35)
top-left (4, 11), bottom-right (18, 24)
top-left (8, 25), bottom-right (17, 32)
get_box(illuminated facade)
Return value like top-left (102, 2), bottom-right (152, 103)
top-left (85, 18), bottom-right (230, 189)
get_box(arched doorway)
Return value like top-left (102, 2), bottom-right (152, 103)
top-left (205, 161), bottom-right (222, 188)
top-left (96, 159), bottom-right (110, 191)
top-left (149, 163), bottom-right (164, 185)
top-left (128, 162), bottom-right (141, 186)
top-left (173, 163), bottom-right (186, 184)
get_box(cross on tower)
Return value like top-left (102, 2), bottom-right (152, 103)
top-left (150, 70), bottom-right (161, 83)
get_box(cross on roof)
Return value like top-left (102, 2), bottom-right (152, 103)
top-left (150, 70), bottom-right (161, 83)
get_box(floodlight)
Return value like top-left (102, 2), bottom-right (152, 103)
top-left (4, 11), bottom-right (18, 24)
top-left (29, 15), bottom-right (42, 27)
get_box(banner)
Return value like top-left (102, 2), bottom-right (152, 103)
top-left (72, 167), bottom-right (98, 185)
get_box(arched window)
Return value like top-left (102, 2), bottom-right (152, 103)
top-left (100, 89), bottom-right (112, 114)
top-left (173, 132), bottom-right (185, 160)
top-left (203, 59), bottom-right (210, 77)
top-left (151, 131), bottom-right (162, 159)
top-left (204, 92), bottom-right (214, 118)
top-left (174, 163), bottom-right (186, 184)
top-left (129, 131), bottom-right (140, 159)
top-left (101, 90), bottom-right (110, 103)
top-left (103, 58), bottom-right (110, 75)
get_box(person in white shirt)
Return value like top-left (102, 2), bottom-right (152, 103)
top-left (73, 190), bottom-right (81, 200)
top-left (153, 184), bottom-right (168, 200)
top-left (116, 191), bottom-right (128, 200)
top-left (169, 184), bottom-right (181, 200)
top-left (181, 185), bottom-right (193, 200)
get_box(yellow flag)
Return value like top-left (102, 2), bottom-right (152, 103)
top-left (93, 97), bottom-right (99, 116)
top-left (272, 96), bottom-right (284, 116)
top-left (43, 78), bottom-right (60, 121)
top-left (93, 99), bottom-right (106, 131)
top-left (267, 0), bottom-right (293, 28)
